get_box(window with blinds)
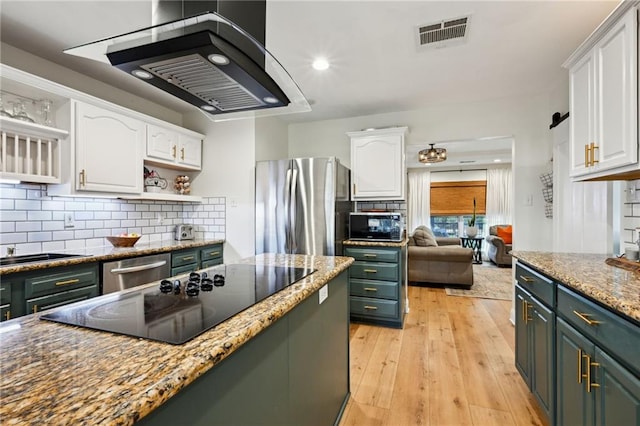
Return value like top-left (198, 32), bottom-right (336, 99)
top-left (430, 180), bottom-right (486, 215)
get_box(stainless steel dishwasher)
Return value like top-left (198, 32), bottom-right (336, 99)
top-left (102, 253), bottom-right (171, 294)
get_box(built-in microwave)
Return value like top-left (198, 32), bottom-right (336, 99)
top-left (349, 212), bottom-right (404, 242)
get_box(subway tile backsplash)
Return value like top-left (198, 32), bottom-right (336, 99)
top-left (0, 183), bottom-right (226, 256)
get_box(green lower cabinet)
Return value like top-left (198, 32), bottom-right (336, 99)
top-left (171, 243), bottom-right (224, 275)
top-left (514, 284), bottom-right (554, 422)
top-left (0, 281), bottom-right (12, 322)
top-left (26, 285), bottom-right (98, 314)
top-left (557, 318), bottom-right (640, 426)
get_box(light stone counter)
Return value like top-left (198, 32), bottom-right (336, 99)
top-left (0, 253), bottom-right (354, 425)
top-left (342, 238), bottom-right (409, 248)
top-left (513, 251), bottom-right (640, 324)
top-left (0, 239), bottom-right (224, 275)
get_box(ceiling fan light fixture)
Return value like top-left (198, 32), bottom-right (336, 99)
top-left (418, 143), bottom-right (447, 163)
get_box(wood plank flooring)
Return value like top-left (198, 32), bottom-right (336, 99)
top-left (339, 285), bottom-right (548, 426)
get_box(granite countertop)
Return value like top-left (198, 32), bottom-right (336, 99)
top-left (343, 238), bottom-right (409, 248)
top-left (513, 251), bottom-right (640, 324)
top-left (0, 239), bottom-right (224, 275)
top-left (0, 253), bottom-right (354, 425)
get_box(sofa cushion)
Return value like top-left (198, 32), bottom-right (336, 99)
top-left (413, 227), bottom-right (438, 247)
top-left (497, 226), bottom-right (513, 244)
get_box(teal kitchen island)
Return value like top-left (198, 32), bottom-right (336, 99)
top-left (0, 254), bottom-right (353, 425)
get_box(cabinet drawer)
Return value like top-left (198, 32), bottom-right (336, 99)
top-left (344, 247), bottom-right (399, 263)
top-left (516, 262), bottom-right (555, 308)
top-left (557, 285), bottom-right (640, 377)
top-left (26, 285), bottom-right (98, 314)
top-left (200, 244), bottom-right (223, 262)
top-left (350, 278), bottom-right (398, 300)
top-left (350, 262), bottom-right (398, 281)
top-left (171, 264), bottom-right (195, 276)
top-left (0, 282), bottom-right (11, 305)
top-left (350, 296), bottom-right (398, 319)
top-left (25, 265), bottom-right (98, 299)
top-left (201, 258), bottom-right (223, 269)
top-left (172, 249), bottom-right (199, 268)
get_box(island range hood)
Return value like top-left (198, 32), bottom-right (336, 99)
top-left (64, 0), bottom-right (309, 120)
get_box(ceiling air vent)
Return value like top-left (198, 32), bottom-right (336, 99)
top-left (417, 15), bottom-right (470, 49)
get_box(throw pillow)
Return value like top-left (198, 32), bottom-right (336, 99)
top-left (497, 226), bottom-right (513, 244)
top-left (413, 227), bottom-right (438, 247)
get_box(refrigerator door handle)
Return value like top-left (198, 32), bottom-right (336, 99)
top-left (289, 168), bottom-right (299, 253)
top-left (284, 168), bottom-right (293, 252)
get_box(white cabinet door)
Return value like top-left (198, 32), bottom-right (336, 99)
top-left (593, 8), bottom-right (638, 172)
top-left (144, 124), bottom-right (202, 170)
top-left (349, 127), bottom-right (407, 200)
top-left (75, 102), bottom-right (143, 194)
top-left (567, 6), bottom-right (638, 180)
top-left (569, 53), bottom-right (595, 177)
top-left (147, 124), bottom-right (178, 162)
top-left (177, 134), bottom-right (202, 168)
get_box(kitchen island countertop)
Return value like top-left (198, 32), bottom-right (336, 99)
top-left (343, 238), bottom-right (409, 248)
top-left (0, 253), bottom-right (353, 425)
top-left (513, 251), bottom-right (640, 324)
top-left (0, 239), bottom-right (224, 275)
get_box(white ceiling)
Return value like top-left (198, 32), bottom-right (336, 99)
top-left (0, 0), bottom-right (619, 167)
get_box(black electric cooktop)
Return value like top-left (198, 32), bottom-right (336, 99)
top-left (41, 264), bottom-right (315, 345)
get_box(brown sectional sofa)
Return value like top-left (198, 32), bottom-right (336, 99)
top-left (407, 226), bottom-right (474, 288)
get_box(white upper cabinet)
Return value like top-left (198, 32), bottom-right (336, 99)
top-left (145, 124), bottom-right (202, 170)
top-left (75, 101), bottom-right (144, 194)
top-left (349, 127), bottom-right (407, 200)
top-left (566, 5), bottom-right (638, 180)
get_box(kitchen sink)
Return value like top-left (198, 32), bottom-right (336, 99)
top-left (0, 253), bottom-right (84, 267)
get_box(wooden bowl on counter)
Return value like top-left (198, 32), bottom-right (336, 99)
top-left (105, 235), bottom-right (141, 248)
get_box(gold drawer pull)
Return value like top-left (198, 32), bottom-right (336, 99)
top-left (522, 300), bottom-right (532, 324)
top-left (363, 287), bottom-right (378, 292)
top-left (573, 310), bottom-right (601, 326)
top-left (32, 305), bottom-right (38, 313)
top-left (208, 251), bottom-right (220, 256)
top-left (590, 143), bottom-right (599, 165)
top-left (172, 145), bottom-right (177, 158)
top-left (363, 269), bottom-right (377, 273)
top-left (55, 278), bottom-right (80, 286)
top-left (4, 311), bottom-right (10, 321)
top-left (364, 305), bottom-right (378, 310)
top-left (363, 254), bottom-right (377, 258)
top-left (583, 353), bottom-right (600, 392)
top-left (182, 256), bottom-right (195, 261)
top-left (519, 275), bottom-right (534, 283)
top-left (585, 144), bottom-right (590, 167)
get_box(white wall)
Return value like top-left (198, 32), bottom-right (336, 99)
top-left (430, 170), bottom-right (487, 183)
top-left (184, 112), bottom-right (256, 262)
top-left (289, 93), bottom-right (555, 251)
top-left (0, 42), bottom-right (182, 125)
top-left (255, 116), bottom-right (289, 161)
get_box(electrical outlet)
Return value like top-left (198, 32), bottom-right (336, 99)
top-left (64, 212), bottom-right (75, 228)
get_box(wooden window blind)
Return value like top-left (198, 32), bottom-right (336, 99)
top-left (430, 180), bottom-right (487, 215)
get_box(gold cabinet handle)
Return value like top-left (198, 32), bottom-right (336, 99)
top-left (55, 278), bottom-right (80, 286)
top-left (363, 287), bottom-right (378, 292)
top-left (519, 275), bottom-right (534, 283)
top-left (32, 305), bottom-right (38, 313)
top-left (363, 253), bottom-right (377, 258)
top-left (79, 169), bottom-right (86, 186)
top-left (209, 251), bottom-right (220, 256)
top-left (4, 311), bottom-right (10, 321)
top-left (585, 144), bottom-right (590, 167)
top-left (577, 348), bottom-right (584, 383)
top-left (590, 142), bottom-right (599, 165)
top-left (182, 256), bottom-right (195, 261)
top-left (172, 145), bottom-right (177, 158)
top-left (573, 310), bottom-right (601, 326)
top-left (180, 147), bottom-right (185, 160)
top-left (364, 305), bottom-right (378, 310)
top-left (583, 353), bottom-right (600, 392)
top-left (363, 269), bottom-right (377, 273)
top-left (524, 301), bottom-right (532, 324)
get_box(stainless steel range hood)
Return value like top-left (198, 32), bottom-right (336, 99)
top-left (64, 1), bottom-right (309, 121)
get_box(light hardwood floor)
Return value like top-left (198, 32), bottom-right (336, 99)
top-left (339, 285), bottom-right (548, 426)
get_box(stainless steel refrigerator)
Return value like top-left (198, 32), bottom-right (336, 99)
top-left (256, 157), bottom-right (351, 256)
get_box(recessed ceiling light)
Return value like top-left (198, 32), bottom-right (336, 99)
top-left (208, 54), bottom-right (229, 65)
top-left (312, 58), bottom-right (330, 71)
top-left (201, 105), bottom-right (216, 111)
top-left (263, 97), bottom-right (279, 104)
top-left (494, 159), bottom-right (502, 163)
top-left (132, 69), bottom-right (153, 79)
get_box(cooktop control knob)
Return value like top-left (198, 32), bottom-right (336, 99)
top-left (159, 279), bottom-right (173, 294)
top-left (185, 281), bottom-right (200, 297)
top-left (213, 274), bottom-right (225, 287)
top-left (173, 280), bottom-right (181, 295)
top-left (200, 278), bottom-right (214, 291)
